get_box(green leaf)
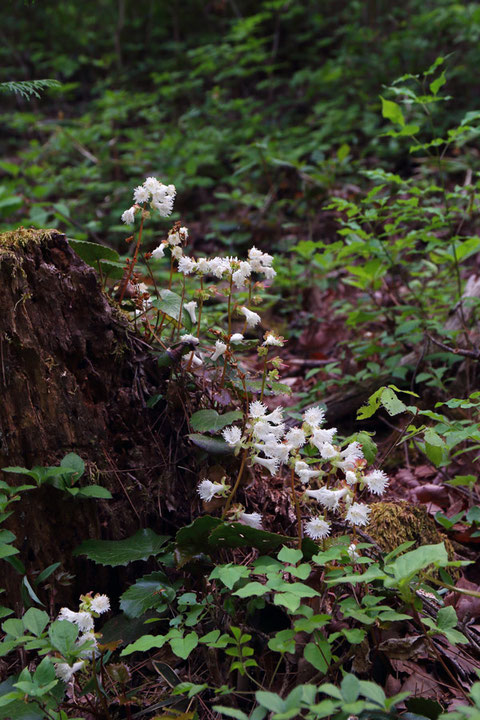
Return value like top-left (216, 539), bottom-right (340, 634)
top-left (121, 633), bottom-right (170, 656)
top-left (304, 641), bottom-right (331, 673)
top-left (209, 523), bottom-right (295, 554)
top-left (381, 387), bottom-right (408, 416)
top-left (277, 547), bottom-right (303, 565)
top-left (190, 409), bottom-right (243, 433)
top-left (2, 618), bottom-right (24, 638)
top-left (22, 609), bottom-right (49, 637)
top-left (430, 71), bottom-right (446, 97)
top-left (268, 629), bottom-right (296, 654)
top-left (380, 97), bottom-right (405, 127)
top-left (60, 453), bottom-right (85, 481)
top-left (119, 571), bottom-right (175, 617)
top-left (255, 691), bottom-right (285, 713)
top-left (386, 543), bottom-right (448, 586)
top-left (73, 529), bottom-right (169, 566)
top-left (153, 289), bottom-right (186, 323)
top-left (68, 239), bottom-right (120, 267)
top-left (233, 582), bottom-right (267, 598)
top-left (212, 707), bottom-right (249, 720)
top-left (175, 515), bottom-right (223, 557)
top-left (188, 433), bottom-right (232, 455)
top-left (209, 563), bottom-right (251, 590)
top-left (76, 485), bottom-right (112, 499)
top-left (34, 657), bottom-right (56, 686)
top-left (341, 674), bottom-right (360, 703)
top-left (48, 620), bottom-right (78, 656)
top-left (170, 632), bottom-right (198, 660)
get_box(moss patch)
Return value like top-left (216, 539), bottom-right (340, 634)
top-left (0, 227), bottom-right (58, 252)
top-left (368, 501), bottom-right (455, 559)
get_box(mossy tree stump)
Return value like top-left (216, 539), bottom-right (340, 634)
top-left (0, 229), bottom-right (169, 608)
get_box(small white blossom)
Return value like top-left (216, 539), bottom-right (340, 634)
top-left (311, 427), bottom-right (337, 450)
top-left (294, 460), bottom-right (321, 484)
top-left (188, 353), bottom-right (203, 368)
top-left (197, 479), bottom-right (225, 502)
top-left (305, 487), bottom-right (348, 510)
top-left (285, 427), bottom-right (306, 448)
top-left (364, 469), bottom-right (389, 496)
top-left (121, 206), bottom-right (136, 225)
top-left (184, 301), bottom-right (197, 324)
top-left (222, 426), bottom-right (243, 446)
top-left (55, 660), bottom-right (85, 683)
top-left (90, 595), bottom-right (110, 615)
top-left (167, 230), bottom-right (181, 246)
top-left (152, 194), bottom-right (175, 217)
top-left (249, 400), bottom-right (267, 418)
top-left (345, 470), bottom-right (358, 486)
top-left (179, 226), bottom-right (189, 241)
top-left (196, 257), bottom-right (210, 274)
top-left (133, 185), bottom-right (150, 203)
top-left (178, 256), bottom-right (196, 275)
top-left (305, 517), bottom-right (331, 540)
top-left (303, 406), bottom-right (325, 428)
top-left (211, 340), bottom-right (228, 362)
top-left (263, 407), bottom-right (284, 425)
top-left (230, 333), bottom-right (244, 343)
top-left (239, 306), bottom-right (261, 329)
top-left (151, 243), bottom-right (166, 259)
top-left (232, 261), bottom-right (252, 288)
top-left (256, 440), bottom-right (290, 464)
top-left (57, 608), bottom-right (77, 623)
top-left (252, 455), bottom-right (279, 476)
top-left (338, 442), bottom-right (364, 472)
top-left (253, 421), bottom-right (285, 441)
top-left (248, 247), bottom-right (274, 271)
top-left (238, 512), bottom-right (263, 530)
top-left (144, 176), bottom-right (163, 195)
top-left (320, 442), bottom-right (339, 460)
top-left (76, 631), bottom-right (99, 658)
top-left (208, 257), bottom-right (231, 278)
top-left (171, 245), bottom-right (183, 260)
top-left (346, 502), bottom-right (371, 527)
top-left (347, 543), bottom-right (361, 561)
top-left (57, 608), bottom-right (94, 633)
top-left (181, 333), bottom-right (199, 345)
top-left (262, 266), bottom-right (276, 281)
top-left (263, 332), bottom-right (283, 347)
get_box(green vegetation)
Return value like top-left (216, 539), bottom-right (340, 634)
top-left (1, 1), bottom-right (480, 718)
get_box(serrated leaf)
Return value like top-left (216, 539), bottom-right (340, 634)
top-left (73, 529), bottom-right (169, 566)
top-left (190, 409), bottom-right (243, 433)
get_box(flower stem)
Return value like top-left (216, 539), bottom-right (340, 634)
top-left (222, 446), bottom-right (249, 518)
top-left (118, 213), bottom-right (145, 304)
top-left (290, 467), bottom-right (303, 549)
top-left (260, 349), bottom-right (269, 402)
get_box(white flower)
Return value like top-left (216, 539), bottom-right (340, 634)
top-left (345, 502), bottom-right (371, 527)
top-left (171, 246), bottom-right (183, 260)
top-left (151, 243), bottom-right (166, 259)
top-left (208, 257), bottom-right (231, 278)
top-left (263, 407), bottom-right (284, 425)
top-left (337, 442), bottom-right (364, 472)
top-left (232, 261), bottom-right (252, 288)
top-left (262, 266), bottom-right (276, 280)
top-left (230, 333), bottom-right (244, 343)
top-left (197, 479), bottom-right (225, 502)
top-left (305, 517), bottom-right (331, 540)
top-left (195, 257), bottom-right (210, 274)
top-left (133, 185), bottom-right (150, 203)
top-left (76, 631), bottom-right (99, 658)
top-left (239, 306), bottom-right (261, 329)
top-left (55, 660), bottom-right (85, 683)
top-left (179, 226), bottom-right (189, 241)
top-left (57, 608), bottom-right (78, 624)
top-left (311, 427), bottom-right (337, 450)
top-left (211, 340), bottom-right (228, 362)
top-left (364, 469), bottom-right (389, 496)
top-left (294, 460), bottom-right (321, 484)
top-left (90, 594), bottom-right (110, 614)
top-left (181, 333), bottom-right (199, 345)
top-left (238, 512), bottom-right (263, 530)
top-left (188, 353), bottom-right (203, 368)
top-left (253, 421), bottom-right (285, 441)
top-left (121, 206), bottom-right (136, 225)
top-left (320, 442), bottom-right (339, 460)
top-left (178, 256), bottom-right (196, 275)
top-left (256, 440), bottom-right (290, 464)
top-left (184, 301), bottom-right (197, 323)
top-left (249, 400), bottom-right (267, 419)
top-left (347, 543), bottom-right (361, 561)
top-left (263, 332), bottom-right (283, 347)
top-left (303, 406), bottom-right (325, 428)
top-left (167, 231), bottom-right (181, 246)
top-left (248, 246), bottom-right (274, 271)
top-left (252, 455), bottom-right (279, 476)
top-left (222, 426), bottom-right (243, 446)
top-left (285, 427), bottom-right (306, 448)
top-left (305, 487), bottom-right (348, 510)
top-left (152, 194), bottom-right (175, 217)
top-left (345, 470), bottom-right (358, 486)
top-left (144, 176), bottom-right (163, 195)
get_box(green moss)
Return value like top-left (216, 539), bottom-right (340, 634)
top-left (0, 227), bottom-right (57, 252)
top-left (368, 501), bottom-right (455, 559)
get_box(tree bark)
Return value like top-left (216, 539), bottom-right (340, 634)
top-left (0, 228), bottom-right (171, 609)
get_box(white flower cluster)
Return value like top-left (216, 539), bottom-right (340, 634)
top-left (54, 594), bottom-right (110, 682)
top-left (218, 404), bottom-right (389, 541)
top-left (177, 246), bottom-right (275, 287)
top-left (121, 176), bottom-right (176, 224)
top-left (152, 226), bottom-right (188, 259)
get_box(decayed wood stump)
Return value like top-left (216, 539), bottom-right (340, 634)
top-left (0, 228), bottom-right (173, 607)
